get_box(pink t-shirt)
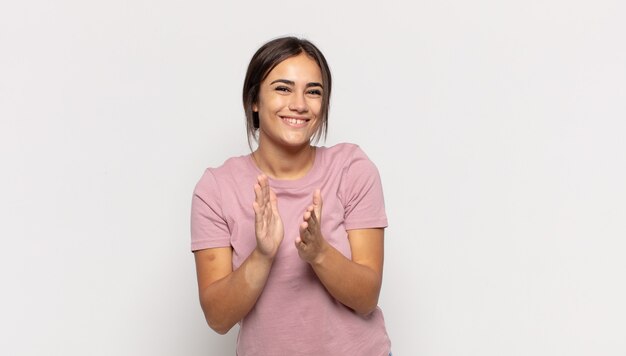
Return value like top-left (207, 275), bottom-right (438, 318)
top-left (191, 143), bottom-right (391, 356)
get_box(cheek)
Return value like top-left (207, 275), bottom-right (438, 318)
top-left (259, 95), bottom-right (286, 114)
top-left (257, 100), bottom-right (282, 124)
top-left (311, 100), bottom-right (323, 117)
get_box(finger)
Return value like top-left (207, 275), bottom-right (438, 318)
top-left (253, 184), bottom-right (265, 221)
top-left (257, 175), bottom-right (265, 189)
top-left (308, 209), bottom-right (319, 230)
top-left (299, 221), bottom-right (309, 242)
top-left (256, 175), bottom-right (265, 205)
top-left (254, 183), bottom-right (263, 206)
top-left (313, 189), bottom-right (322, 207)
top-left (253, 201), bottom-right (263, 225)
top-left (312, 189), bottom-right (322, 223)
top-left (294, 237), bottom-right (306, 253)
top-left (259, 175), bottom-right (270, 205)
top-left (263, 200), bottom-right (271, 222)
top-left (269, 190), bottom-right (279, 214)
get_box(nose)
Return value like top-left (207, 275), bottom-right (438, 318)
top-left (288, 92), bottom-right (308, 113)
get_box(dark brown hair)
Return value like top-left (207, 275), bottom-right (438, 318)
top-left (242, 37), bottom-right (332, 148)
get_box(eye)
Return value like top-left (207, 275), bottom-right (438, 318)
top-left (307, 89), bottom-right (322, 96)
top-left (275, 86), bottom-right (291, 93)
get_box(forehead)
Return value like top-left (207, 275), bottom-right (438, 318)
top-left (264, 53), bottom-right (322, 82)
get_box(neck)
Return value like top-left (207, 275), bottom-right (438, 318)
top-left (252, 143), bottom-right (316, 180)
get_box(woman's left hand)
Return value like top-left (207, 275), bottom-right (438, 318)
top-left (295, 189), bottom-right (328, 264)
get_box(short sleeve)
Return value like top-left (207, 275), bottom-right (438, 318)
top-left (340, 147), bottom-right (388, 230)
top-left (190, 169), bottom-right (231, 251)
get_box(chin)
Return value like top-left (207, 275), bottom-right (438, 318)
top-left (279, 137), bottom-right (313, 149)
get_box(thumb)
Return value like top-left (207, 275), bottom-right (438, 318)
top-left (312, 189), bottom-right (322, 220)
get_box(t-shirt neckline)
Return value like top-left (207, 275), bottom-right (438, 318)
top-left (246, 146), bottom-right (324, 189)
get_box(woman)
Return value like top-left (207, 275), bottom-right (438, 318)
top-left (191, 37), bottom-right (391, 355)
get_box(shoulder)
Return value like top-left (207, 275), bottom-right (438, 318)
top-left (211, 154), bottom-right (253, 178)
top-left (194, 154), bottom-right (256, 196)
top-left (321, 142), bottom-right (379, 173)
top-left (324, 142), bottom-right (361, 156)
top-left (322, 142), bottom-right (372, 165)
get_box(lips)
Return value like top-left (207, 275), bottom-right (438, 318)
top-left (281, 116), bottom-right (310, 127)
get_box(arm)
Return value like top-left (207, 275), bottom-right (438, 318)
top-left (194, 247), bottom-right (274, 334)
top-left (295, 190), bottom-right (384, 315)
top-left (194, 175), bottom-right (283, 334)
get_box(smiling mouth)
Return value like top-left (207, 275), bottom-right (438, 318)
top-left (281, 117), bottom-right (310, 126)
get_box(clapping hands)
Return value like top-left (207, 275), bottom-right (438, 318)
top-left (253, 179), bottom-right (327, 264)
top-left (295, 189), bottom-right (328, 264)
top-left (253, 175), bottom-right (284, 259)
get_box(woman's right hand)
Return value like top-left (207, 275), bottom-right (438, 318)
top-left (253, 175), bottom-right (284, 259)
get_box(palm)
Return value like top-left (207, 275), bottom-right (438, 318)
top-left (253, 175), bottom-right (284, 258)
top-left (295, 189), bottom-right (325, 263)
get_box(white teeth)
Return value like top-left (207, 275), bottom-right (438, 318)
top-left (284, 118), bottom-right (306, 125)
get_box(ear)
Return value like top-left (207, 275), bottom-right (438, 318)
top-left (252, 103), bottom-right (258, 112)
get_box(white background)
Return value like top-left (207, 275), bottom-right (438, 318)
top-left (1, 0), bottom-right (625, 355)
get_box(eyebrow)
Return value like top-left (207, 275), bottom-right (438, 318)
top-left (270, 79), bottom-right (323, 89)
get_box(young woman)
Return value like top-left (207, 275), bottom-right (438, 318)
top-left (191, 37), bottom-right (391, 355)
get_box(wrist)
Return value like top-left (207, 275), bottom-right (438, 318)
top-left (310, 241), bottom-right (330, 267)
top-left (253, 247), bottom-right (276, 264)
